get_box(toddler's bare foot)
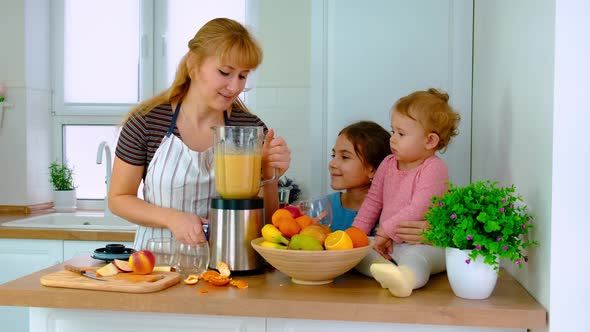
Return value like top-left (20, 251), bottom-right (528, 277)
top-left (370, 263), bottom-right (416, 297)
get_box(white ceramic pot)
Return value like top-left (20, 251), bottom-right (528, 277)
top-left (445, 247), bottom-right (498, 300)
top-left (53, 190), bottom-right (77, 212)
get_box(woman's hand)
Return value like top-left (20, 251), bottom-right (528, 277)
top-left (395, 220), bottom-right (431, 245)
top-left (373, 233), bottom-right (394, 260)
top-left (168, 211), bottom-right (208, 245)
top-left (262, 129), bottom-right (291, 179)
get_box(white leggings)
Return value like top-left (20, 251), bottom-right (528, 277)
top-left (355, 242), bottom-right (446, 289)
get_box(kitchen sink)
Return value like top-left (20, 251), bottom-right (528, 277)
top-left (1, 212), bottom-right (137, 231)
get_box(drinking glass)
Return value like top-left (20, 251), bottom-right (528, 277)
top-left (297, 196), bottom-right (333, 228)
top-left (144, 237), bottom-right (175, 267)
top-left (169, 242), bottom-right (210, 278)
top-left (278, 186), bottom-right (291, 208)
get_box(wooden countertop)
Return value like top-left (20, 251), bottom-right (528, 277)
top-left (0, 256), bottom-right (546, 329)
top-left (0, 212), bottom-right (135, 242)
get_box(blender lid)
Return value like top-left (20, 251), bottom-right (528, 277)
top-left (211, 197), bottom-right (264, 210)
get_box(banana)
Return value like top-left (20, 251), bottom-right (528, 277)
top-left (261, 224), bottom-right (290, 245)
top-left (260, 241), bottom-right (288, 249)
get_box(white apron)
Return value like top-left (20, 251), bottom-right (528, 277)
top-left (133, 103), bottom-right (219, 249)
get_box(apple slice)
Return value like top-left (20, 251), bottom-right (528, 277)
top-left (153, 266), bottom-right (176, 272)
top-left (113, 259), bottom-right (132, 273)
top-left (96, 263), bottom-right (119, 277)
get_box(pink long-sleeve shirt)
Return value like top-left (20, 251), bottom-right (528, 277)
top-left (352, 154), bottom-right (449, 243)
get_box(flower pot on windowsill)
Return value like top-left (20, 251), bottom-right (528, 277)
top-left (53, 189), bottom-right (77, 212)
top-left (49, 161), bottom-right (77, 212)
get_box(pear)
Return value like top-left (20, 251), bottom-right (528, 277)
top-left (261, 224), bottom-right (290, 245)
top-left (288, 234), bottom-right (324, 251)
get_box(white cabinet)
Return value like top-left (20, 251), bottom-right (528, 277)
top-left (31, 308), bottom-right (266, 332)
top-left (29, 309), bottom-right (524, 332)
top-left (63, 240), bottom-right (133, 261)
top-left (0, 239), bottom-right (62, 332)
top-left (0, 239), bottom-right (132, 332)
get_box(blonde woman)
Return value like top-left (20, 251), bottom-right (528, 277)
top-left (109, 18), bottom-right (291, 249)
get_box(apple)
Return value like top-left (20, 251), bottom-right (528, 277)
top-left (113, 259), bottom-right (133, 273)
top-left (299, 224), bottom-right (329, 245)
top-left (96, 262), bottom-right (119, 277)
top-left (283, 205), bottom-right (302, 218)
top-left (128, 250), bottom-right (156, 275)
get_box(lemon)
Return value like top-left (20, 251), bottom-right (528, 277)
top-left (324, 230), bottom-right (354, 250)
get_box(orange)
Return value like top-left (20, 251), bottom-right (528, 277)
top-left (324, 230), bottom-right (354, 250)
top-left (345, 226), bottom-right (370, 248)
top-left (295, 215), bottom-right (314, 229)
top-left (278, 218), bottom-right (301, 238)
top-left (272, 209), bottom-right (294, 227)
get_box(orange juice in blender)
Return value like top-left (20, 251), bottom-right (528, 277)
top-left (214, 153), bottom-right (262, 199)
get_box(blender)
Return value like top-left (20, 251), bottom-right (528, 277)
top-left (208, 126), bottom-right (276, 273)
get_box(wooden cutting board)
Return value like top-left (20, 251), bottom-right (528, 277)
top-left (40, 267), bottom-right (182, 293)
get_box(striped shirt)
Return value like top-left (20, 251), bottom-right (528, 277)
top-left (115, 103), bottom-right (267, 174)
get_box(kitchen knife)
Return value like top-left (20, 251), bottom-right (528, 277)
top-left (64, 264), bottom-right (107, 281)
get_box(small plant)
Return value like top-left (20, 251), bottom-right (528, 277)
top-left (423, 180), bottom-right (538, 271)
top-left (278, 176), bottom-right (302, 204)
top-left (49, 161), bottom-right (76, 191)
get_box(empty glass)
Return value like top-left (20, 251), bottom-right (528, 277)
top-left (144, 237), bottom-right (175, 267)
top-left (278, 186), bottom-right (291, 208)
top-left (169, 242), bottom-right (210, 278)
top-left (297, 196), bottom-right (333, 228)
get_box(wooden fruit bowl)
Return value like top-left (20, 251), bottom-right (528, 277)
top-left (251, 237), bottom-right (373, 285)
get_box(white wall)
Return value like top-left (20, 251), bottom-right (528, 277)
top-left (550, 1), bottom-right (590, 331)
top-left (472, 0), bottom-right (554, 312)
top-left (310, 0), bottom-right (473, 197)
top-left (474, 0), bottom-right (556, 310)
top-left (250, 0), bottom-right (313, 196)
top-left (0, 0), bottom-right (53, 206)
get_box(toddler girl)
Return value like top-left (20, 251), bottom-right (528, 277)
top-left (353, 88), bottom-right (460, 297)
top-left (328, 121), bottom-right (390, 231)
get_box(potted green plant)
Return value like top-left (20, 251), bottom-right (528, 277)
top-left (423, 180), bottom-right (538, 299)
top-left (49, 161), bottom-right (77, 212)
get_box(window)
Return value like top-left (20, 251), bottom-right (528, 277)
top-left (53, 0), bottom-right (249, 201)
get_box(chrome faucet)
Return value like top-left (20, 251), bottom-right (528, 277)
top-left (96, 141), bottom-right (112, 216)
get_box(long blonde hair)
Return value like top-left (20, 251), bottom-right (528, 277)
top-left (123, 18), bottom-right (263, 123)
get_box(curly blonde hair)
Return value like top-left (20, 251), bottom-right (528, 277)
top-left (123, 18), bottom-right (262, 123)
top-left (393, 88), bottom-right (460, 152)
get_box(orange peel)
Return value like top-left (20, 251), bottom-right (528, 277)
top-left (216, 261), bottom-right (231, 278)
top-left (208, 275), bottom-right (231, 286)
top-left (230, 279), bottom-right (249, 289)
top-left (183, 274), bottom-right (199, 285)
top-left (199, 270), bottom-right (220, 281)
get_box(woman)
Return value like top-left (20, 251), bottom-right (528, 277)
top-left (109, 18), bottom-right (291, 249)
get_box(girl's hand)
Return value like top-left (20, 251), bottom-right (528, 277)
top-left (395, 220), bottom-right (431, 244)
top-left (374, 233), bottom-right (394, 260)
top-left (262, 129), bottom-right (291, 179)
top-left (168, 211), bottom-right (208, 245)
